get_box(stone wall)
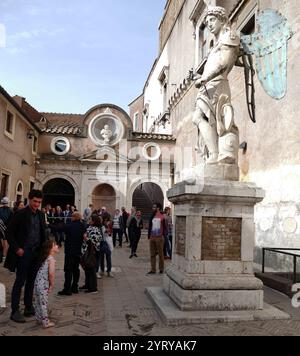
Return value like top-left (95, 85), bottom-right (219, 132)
top-left (129, 94), bottom-right (144, 132)
top-left (230, 0), bottom-right (300, 269)
top-left (159, 0), bottom-right (186, 53)
top-left (155, 0), bottom-right (300, 271)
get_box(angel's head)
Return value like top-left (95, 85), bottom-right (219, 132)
top-left (204, 6), bottom-right (228, 35)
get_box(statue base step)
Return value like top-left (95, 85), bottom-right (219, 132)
top-left (146, 287), bottom-right (290, 326)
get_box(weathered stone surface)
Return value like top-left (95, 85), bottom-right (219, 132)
top-left (203, 164), bottom-right (240, 181)
top-left (146, 288), bottom-right (290, 326)
top-left (175, 216), bottom-right (186, 257)
top-left (168, 179), bottom-right (265, 204)
top-left (167, 279), bottom-right (264, 311)
top-left (165, 267), bottom-right (263, 290)
top-left (158, 180), bottom-right (266, 318)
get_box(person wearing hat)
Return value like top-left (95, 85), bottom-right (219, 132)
top-left (0, 197), bottom-right (13, 263)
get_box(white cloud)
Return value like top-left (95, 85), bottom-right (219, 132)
top-left (4, 27), bottom-right (65, 55)
top-left (8, 29), bottom-right (41, 46)
top-left (6, 47), bottom-right (26, 55)
top-left (80, 41), bottom-right (102, 49)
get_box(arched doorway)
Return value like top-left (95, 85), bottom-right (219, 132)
top-left (43, 178), bottom-right (75, 208)
top-left (92, 184), bottom-right (116, 214)
top-left (132, 183), bottom-right (164, 222)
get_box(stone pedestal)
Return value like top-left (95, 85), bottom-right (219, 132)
top-left (147, 179), bottom-right (290, 324)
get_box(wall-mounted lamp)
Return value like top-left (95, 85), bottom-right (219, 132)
top-left (27, 129), bottom-right (34, 140)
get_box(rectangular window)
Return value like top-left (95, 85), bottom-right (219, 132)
top-left (5, 111), bottom-right (14, 134)
top-left (0, 173), bottom-right (9, 199)
top-left (199, 26), bottom-right (210, 63)
top-left (241, 14), bottom-right (256, 35)
top-left (133, 112), bottom-right (139, 131)
top-left (32, 136), bottom-right (37, 153)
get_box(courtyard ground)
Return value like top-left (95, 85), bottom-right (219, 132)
top-left (1, 233), bottom-right (300, 336)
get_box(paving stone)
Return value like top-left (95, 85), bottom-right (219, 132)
top-left (1, 236), bottom-right (300, 335)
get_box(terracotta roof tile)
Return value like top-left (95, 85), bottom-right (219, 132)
top-left (42, 112), bottom-right (85, 126)
top-left (42, 122), bottom-right (85, 136)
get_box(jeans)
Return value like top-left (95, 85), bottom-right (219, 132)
top-left (164, 234), bottom-right (172, 258)
top-left (113, 229), bottom-right (123, 247)
top-left (100, 251), bottom-right (112, 273)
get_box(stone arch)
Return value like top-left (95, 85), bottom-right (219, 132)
top-left (128, 178), bottom-right (169, 211)
top-left (42, 178), bottom-right (75, 209)
top-left (15, 180), bottom-right (24, 202)
top-left (84, 103), bottom-right (133, 130)
top-left (91, 183), bottom-right (117, 214)
top-left (37, 173), bottom-right (79, 208)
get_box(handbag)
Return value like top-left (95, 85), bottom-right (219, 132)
top-left (81, 241), bottom-right (96, 269)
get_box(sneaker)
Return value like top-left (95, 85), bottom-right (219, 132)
top-left (43, 321), bottom-right (55, 329)
top-left (57, 290), bottom-right (72, 296)
top-left (147, 271), bottom-right (156, 275)
top-left (134, 254), bottom-right (138, 258)
top-left (97, 272), bottom-right (102, 279)
top-left (107, 272), bottom-right (114, 278)
top-left (24, 306), bottom-right (35, 317)
top-left (11, 310), bottom-right (26, 324)
top-left (129, 255), bottom-right (134, 259)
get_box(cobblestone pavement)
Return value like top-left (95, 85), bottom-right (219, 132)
top-left (1, 234), bottom-right (300, 336)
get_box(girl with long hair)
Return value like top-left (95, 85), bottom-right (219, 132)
top-left (34, 239), bottom-right (59, 328)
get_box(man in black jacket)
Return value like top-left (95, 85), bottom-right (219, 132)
top-left (5, 190), bottom-right (46, 323)
top-left (54, 213), bottom-right (86, 296)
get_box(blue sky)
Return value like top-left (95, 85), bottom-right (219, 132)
top-left (0, 0), bottom-right (165, 113)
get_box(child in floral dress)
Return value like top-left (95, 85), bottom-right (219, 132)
top-left (34, 240), bottom-right (59, 328)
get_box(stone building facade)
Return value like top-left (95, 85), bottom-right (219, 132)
top-left (35, 103), bottom-right (175, 214)
top-left (138, 0), bottom-right (300, 269)
top-left (0, 87), bottom-right (40, 205)
top-left (1, 86), bottom-right (175, 215)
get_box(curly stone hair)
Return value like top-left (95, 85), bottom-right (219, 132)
top-left (204, 6), bottom-right (228, 24)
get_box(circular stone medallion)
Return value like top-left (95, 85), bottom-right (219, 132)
top-left (89, 114), bottom-right (124, 147)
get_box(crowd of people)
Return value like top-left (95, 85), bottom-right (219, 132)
top-left (0, 191), bottom-right (173, 329)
